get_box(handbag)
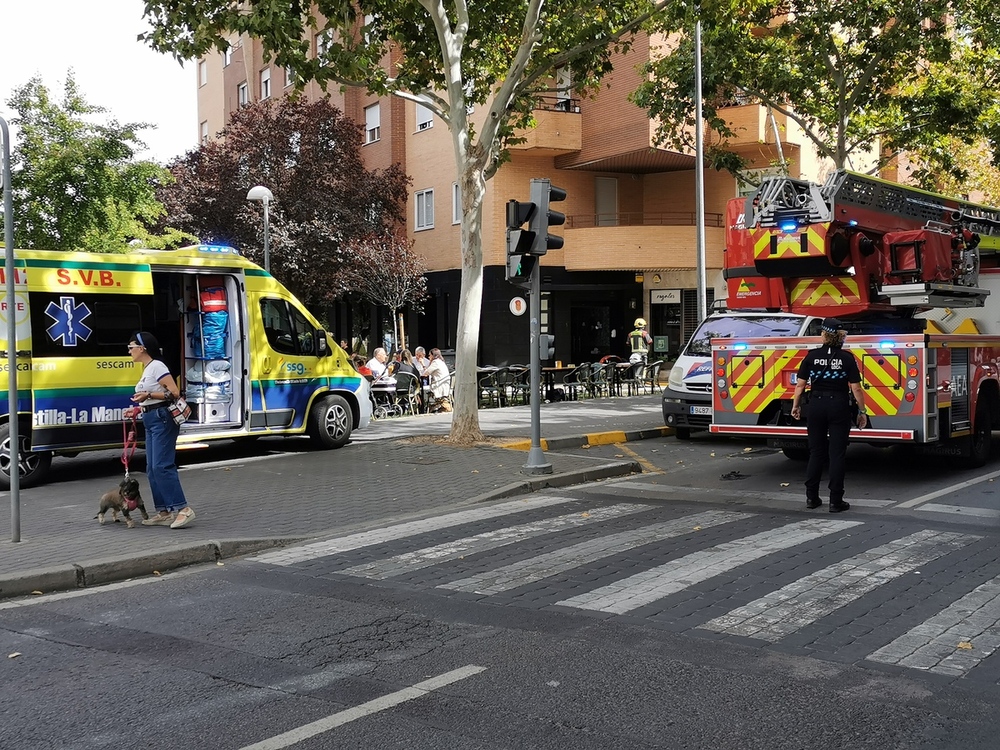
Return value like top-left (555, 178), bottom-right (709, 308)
top-left (168, 397), bottom-right (192, 425)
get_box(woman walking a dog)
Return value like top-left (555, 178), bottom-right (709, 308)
top-left (128, 332), bottom-right (195, 529)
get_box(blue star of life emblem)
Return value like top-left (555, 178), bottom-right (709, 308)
top-left (45, 296), bottom-right (93, 346)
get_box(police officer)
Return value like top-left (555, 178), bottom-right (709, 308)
top-left (789, 318), bottom-right (867, 513)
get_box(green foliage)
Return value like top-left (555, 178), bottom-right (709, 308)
top-left (635, 0), bottom-right (1000, 179)
top-left (3, 74), bottom-right (174, 252)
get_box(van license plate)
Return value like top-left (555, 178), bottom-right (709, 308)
top-left (690, 406), bottom-right (712, 415)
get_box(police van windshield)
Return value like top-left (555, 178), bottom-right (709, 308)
top-left (684, 315), bottom-right (805, 356)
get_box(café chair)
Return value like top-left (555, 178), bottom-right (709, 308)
top-left (560, 363), bottom-right (590, 401)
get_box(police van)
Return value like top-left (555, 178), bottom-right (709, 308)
top-left (0, 244), bottom-right (372, 488)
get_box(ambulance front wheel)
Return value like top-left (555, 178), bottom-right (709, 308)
top-left (0, 423), bottom-right (53, 490)
top-left (308, 395), bottom-right (352, 449)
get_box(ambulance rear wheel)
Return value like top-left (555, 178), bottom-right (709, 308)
top-left (308, 395), bottom-right (352, 449)
top-left (968, 402), bottom-right (993, 468)
top-left (0, 423), bottom-right (53, 490)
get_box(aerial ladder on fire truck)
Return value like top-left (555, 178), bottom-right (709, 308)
top-left (713, 170), bottom-right (1000, 466)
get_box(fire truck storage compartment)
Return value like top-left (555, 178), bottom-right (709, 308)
top-left (183, 274), bottom-right (237, 424)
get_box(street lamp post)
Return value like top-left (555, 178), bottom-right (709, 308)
top-left (246, 185), bottom-right (274, 272)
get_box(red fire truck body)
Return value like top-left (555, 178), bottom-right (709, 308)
top-left (710, 171), bottom-right (1000, 464)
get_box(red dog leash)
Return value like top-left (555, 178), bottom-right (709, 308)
top-left (120, 409), bottom-right (140, 511)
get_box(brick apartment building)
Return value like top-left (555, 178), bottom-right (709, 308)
top-left (195, 31), bottom-right (831, 366)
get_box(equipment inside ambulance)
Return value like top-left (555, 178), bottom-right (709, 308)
top-left (0, 244), bottom-right (372, 489)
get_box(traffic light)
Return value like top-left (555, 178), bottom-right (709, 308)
top-left (529, 178), bottom-right (567, 256)
top-left (539, 333), bottom-right (555, 361)
top-left (506, 198), bottom-right (537, 285)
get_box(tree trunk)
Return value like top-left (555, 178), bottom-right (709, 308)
top-left (397, 309), bottom-right (406, 353)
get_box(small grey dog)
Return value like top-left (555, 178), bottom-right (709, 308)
top-left (96, 477), bottom-right (149, 529)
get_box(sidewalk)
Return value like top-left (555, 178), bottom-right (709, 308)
top-left (0, 396), bottom-right (668, 599)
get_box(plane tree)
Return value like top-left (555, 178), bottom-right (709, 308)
top-left (142, 0), bottom-right (673, 443)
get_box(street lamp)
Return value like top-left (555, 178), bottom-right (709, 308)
top-left (246, 185), bottom-right (274, 272)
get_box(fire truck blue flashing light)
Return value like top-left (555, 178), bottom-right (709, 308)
top-left (849, 220), bottom-right (859, 226)
top-left (879, 341), bottom-right (896, 349)
top-left (779, 220), bottom-right (798, 233)
top-left (733, 343), bottom-right (748, 350)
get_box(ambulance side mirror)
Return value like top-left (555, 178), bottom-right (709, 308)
top-left (316, 330), bottom-right (329, 356)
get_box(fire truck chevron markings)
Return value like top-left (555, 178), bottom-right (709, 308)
top-left (438, 509), bottom-right (752, 595)
top-left (556, 518), bottom-right (861, 615)
top-left (700, 530), bottom-right (977, 641)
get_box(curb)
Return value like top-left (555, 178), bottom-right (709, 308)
top-left (501, 426), bottom-right (673, 452)
top-left (0, 537), bottom-right (305, 600)
top-left (468, 458), bottom-right (642, 503)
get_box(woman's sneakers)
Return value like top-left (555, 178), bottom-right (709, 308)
top-left (170, 506), bottom-right (196, 529)
top-left (141, 512), bottom-right (174, 526)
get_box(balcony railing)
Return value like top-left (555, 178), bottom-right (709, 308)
top-left (566, 212), bottom-right (724, 229)
top-left (533, 94), bottom-right (581, 113)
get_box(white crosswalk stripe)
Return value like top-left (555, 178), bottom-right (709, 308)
top-left (438, 509), bottom-right (752, 595)
top-left (700, 530), bottom-right (978, 641)
top-left (867, 576), bottom-right (1000, 676)
top-left (338, 503), bottom-right (650, 579)
top-left (249, 495), bottom-right (580, 565)
top-left (557, 518), bottom-right (862, 615)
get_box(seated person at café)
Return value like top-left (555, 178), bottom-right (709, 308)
top-left (350, 354), bottom-right (372, 377)
top-left (395, 349), bottom-right (422, 380)
top-left (424, 348), bottom-right (452, 413)
top-left (366, 348), bottom-right (390, 379)
top-left (414, 346), bottom-right (431, 371)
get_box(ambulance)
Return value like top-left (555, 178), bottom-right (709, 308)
top-left (0, 244), bottom-right (372, 489)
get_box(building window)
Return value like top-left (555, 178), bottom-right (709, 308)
top-left (223, 45), bottom-right (232, 67)
top-left (416, 189), bottom-right (434, 230)
top-left (364, 103), bottom-right (381, 144)
top-left (260, 68), bottom-right (271, 100)
top-left (237, 81), bottom-right (249, 107)
top-left (416, 103), bottom-right (433, 131)
top-left (315, 30), bottom-right (332, 58)
top-left (452, 183), bottom-right (461, 225)
top-left (200, 121), bottom-right (209, 144)
top-left (198, 60), bottom-right (208, 87)
top-left (285, 67), bottom-right (295, 88)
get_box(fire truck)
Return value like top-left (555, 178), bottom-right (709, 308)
top-left (709, 170), bottom-right (1000, 466)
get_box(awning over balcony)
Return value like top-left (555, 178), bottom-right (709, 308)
top-left (556, 147), bottom-right (695, 173)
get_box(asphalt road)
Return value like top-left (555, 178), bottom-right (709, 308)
top-left (3, 429), bottom-right (1000, 748)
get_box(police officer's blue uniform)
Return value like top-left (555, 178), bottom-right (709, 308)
top-left (795, 319), bottom-right (862, 512)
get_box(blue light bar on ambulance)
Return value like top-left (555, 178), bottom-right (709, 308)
top-left (779, 220), bottom-right (798, 233)
top-left (198, 244), bottom-right (239, 255)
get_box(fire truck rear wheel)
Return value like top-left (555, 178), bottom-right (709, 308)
top-left (674, 427), bottom-right (691, 440)
top-left (0, 422), bottom-right (53, 490)
top-left (782, 447), bottom-right (810, 461)
top-left (969, 402), bottom-right (993, 468)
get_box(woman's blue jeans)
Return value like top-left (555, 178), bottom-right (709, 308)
top-left (142, 408), bottom-right (188, 513)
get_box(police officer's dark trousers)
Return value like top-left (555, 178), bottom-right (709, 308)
top-left (804, 391), bottom-right (852, 502)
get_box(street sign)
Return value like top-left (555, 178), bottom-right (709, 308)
top-left (509, 297), bottom-right (527, 316)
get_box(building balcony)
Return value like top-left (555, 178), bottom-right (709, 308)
top-left (546, 223), bottom-right (725, 272)
top-left (509, 97), bottom-right (582, 156)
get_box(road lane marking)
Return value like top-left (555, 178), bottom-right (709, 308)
top-left (610, 443), bottom-right (663, 475)
top-left (867, 576), bottom-right (1000, 676)
top-left (339, 504), bottom-right (649, 579)
top-left (701, 530), bottom-right (977, 641)
top-left (909, 503), bottom-right (1000, 519)
top-left (557, 518), bottom-right (861, 614)
top-left (249, 495), bottom-right (586, 566)
top-left (237, 665), bottom-right (486, 750)
top-left (587, 481), bottom-right (894, 507)
top-left (894, 468), bottom-right (1000, 508)
top-left (439, 510), bottom-right (752, 595)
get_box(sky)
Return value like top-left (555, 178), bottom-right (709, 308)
top-left (0, 0), bottom-right (197, 164)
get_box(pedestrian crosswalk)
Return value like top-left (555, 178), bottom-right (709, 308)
top-left (249, 496), bottom-right (1000, 680)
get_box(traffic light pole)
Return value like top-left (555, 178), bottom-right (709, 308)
top-left (523, 256), bottom-right (552, 475)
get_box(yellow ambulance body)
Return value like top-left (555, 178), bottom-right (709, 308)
top-left (0, 244), bottom-right (372, 488)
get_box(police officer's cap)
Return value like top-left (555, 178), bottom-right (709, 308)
top-left (820, 317), bottom-right (843, 333)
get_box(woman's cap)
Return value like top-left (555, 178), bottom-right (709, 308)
top-left (821, 318), bottom-right (843, 333)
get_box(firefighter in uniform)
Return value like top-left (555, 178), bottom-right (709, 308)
top-left (789, 318), bottom-right (867, 513)
top-left (629, 318), bottom-right (652, 367)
